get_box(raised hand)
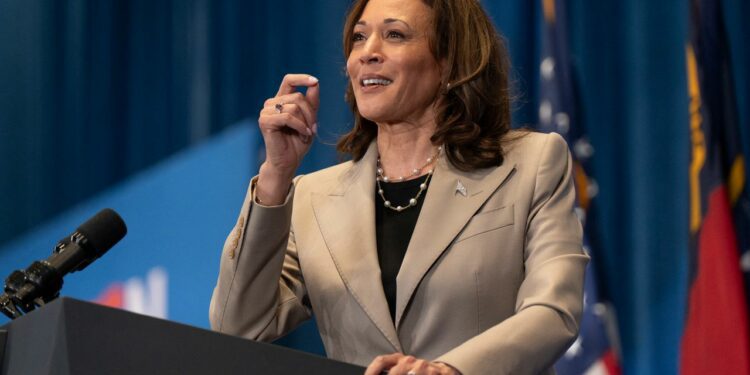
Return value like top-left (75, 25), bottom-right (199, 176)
top-left (256, 74), bottom-right (320, 205)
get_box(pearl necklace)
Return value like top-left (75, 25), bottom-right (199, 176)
top-left (376, 146), bottom-right (442, 212)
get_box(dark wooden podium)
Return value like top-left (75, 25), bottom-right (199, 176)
top-left (0, 298), bottom-right (364, 375)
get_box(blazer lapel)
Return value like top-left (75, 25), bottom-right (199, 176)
top-left (311, 142), bottom-right (402, 352)
top-left (394, 155), bottom-right (516, 328)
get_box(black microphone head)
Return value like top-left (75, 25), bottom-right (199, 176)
top-left (76, 208), bottom-right (127, 255)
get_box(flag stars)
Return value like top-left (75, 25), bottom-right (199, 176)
top-left (741, 252), bottom-right (750, 272)
top-left (564, 337), bottom-right (583, 358)
top-left (539, 100), bottom-right (553, 125)
top-left (587, 179), bottom-right (600, 199)
top-left (593, 303), bottom-right (607, 316)
top-left (575, 207), bottom-right (587, 226)
top-left (583, 292), bottom-right (589, 308)
top-left (555, 112), bottom-right (570, 134)
top-left (574, 138), bottom-right (595, 160)
top-left (541, 57), bottom-right (556, 81)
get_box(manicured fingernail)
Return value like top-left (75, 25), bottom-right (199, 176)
top-left (308, 75), bottom-right (319, 83)
top-left (306, 127), bottom-right (313, 136)
top-left (312, 123), bottom-right (318, 134)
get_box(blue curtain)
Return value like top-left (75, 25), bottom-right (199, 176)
top-left (1, 1), bottom-right (749, 374)
top-left (0, 0), bottom-right (353, 244)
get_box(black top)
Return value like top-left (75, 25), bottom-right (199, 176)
top-left (375, 174), bottom-right (431, 322)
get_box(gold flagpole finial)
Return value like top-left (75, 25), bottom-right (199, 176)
top-left (543, 0), bottom-right (556, 23)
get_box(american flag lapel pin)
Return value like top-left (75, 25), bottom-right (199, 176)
top-left (456, 180), bottom-right (467, 197)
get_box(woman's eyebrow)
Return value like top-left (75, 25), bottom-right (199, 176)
top-left (384, 18), bottom-right (412, 29)
top-left (355, 18), bottom-right (411, 28)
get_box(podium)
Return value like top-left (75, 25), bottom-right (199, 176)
top-left (0, 298), bottom-right (364, 374)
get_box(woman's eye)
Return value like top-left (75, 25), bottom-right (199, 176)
top-left (386, 31), bottom-right (405, 39)
top-left (352, 32), bottom-right (366, 42)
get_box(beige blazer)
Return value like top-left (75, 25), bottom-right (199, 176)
top-left (210, 131), bottom-right (588, 374)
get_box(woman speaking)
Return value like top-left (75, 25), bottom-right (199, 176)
top-left (210, 0), bottom-right (588, 374)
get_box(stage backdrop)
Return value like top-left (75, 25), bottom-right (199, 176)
top-left (0, 123), bottom-right (253, 325)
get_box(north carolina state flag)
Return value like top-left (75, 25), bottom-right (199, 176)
top-left (681, 0), bottom-right (750, 373)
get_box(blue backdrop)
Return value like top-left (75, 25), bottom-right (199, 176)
top-left (0, 123), bottom-right (259, 326)
top-left (1, 1), bottom-right (749, 374)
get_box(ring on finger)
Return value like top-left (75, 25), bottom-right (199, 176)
top-left (274, 103), bottom-right (284, 114)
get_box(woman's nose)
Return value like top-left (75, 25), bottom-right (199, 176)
top-left (359, 38), bottom-right (384, 64)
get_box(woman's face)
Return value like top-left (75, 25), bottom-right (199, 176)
top-left (347, 0), bottom-right (443, 125)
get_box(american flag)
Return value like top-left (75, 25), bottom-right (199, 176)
top-left (535, 1), bottom-right (621, 374)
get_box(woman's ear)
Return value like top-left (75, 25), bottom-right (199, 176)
top-left (439, 58), bottom-right (452, 94)
top-left (439, 57), bottom-right (449, 78)
top-left (438, 58), bottom-right (451, 91)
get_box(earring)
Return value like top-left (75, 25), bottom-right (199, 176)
top-left (442, 82), bottom-right (452, 95)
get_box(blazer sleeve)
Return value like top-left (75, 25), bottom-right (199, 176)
top-left (436, 133), bottom-right (589, 374)
top-left (209, 175), bottom-right (312, 342)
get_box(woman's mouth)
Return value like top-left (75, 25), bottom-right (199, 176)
top-left (361, 78), bottom-right (393, 87)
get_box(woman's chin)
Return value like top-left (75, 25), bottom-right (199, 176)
top-left (357, 108), bottom-right (394, 124)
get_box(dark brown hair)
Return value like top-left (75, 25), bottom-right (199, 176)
top-left (337, 0), bottom-right (513, 171)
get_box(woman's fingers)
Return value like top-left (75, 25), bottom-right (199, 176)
top-left (388, 355), bottom-right (418, 374)
top-left (276, 74), bottom-right (320, 111)
top-left (364, 353), bottom-right (403, 375)
top-left (255, 73), bottom-right (320, 175)
top-left (276, 73), bottom-right (319, 95)
top-left (305, 79), bottom-right (320, 111)
top-left (364, 354), bottom-right (459, 375)
top-left (260, 110), bottom-right (312, 138)
top-left (410, 359), bottom-right (430, 374)
top-left (265, 92), bottom-right (317, 131)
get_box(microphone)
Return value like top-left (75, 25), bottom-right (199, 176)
top-left (0, 208), bottom-right (127, 319)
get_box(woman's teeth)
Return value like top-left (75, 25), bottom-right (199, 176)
top-left (362, 78), bottom-right (393, 87)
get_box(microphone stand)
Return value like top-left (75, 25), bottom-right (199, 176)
top-left (1, 262), bottom-right (62, 320)
top-left (0, 294), bottom-right (22, 320)
top-left (0, 295), bottom-right (8, 370)
top-left (0, 326), bottom-right (7, 370)
top-left (0, 262), bottom-right (67, 369)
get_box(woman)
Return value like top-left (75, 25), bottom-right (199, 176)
top-left (210, 0), bottom-right (588, 374)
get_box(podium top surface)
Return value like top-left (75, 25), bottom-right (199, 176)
top-left (1, 298), bottom-right (364, 375)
